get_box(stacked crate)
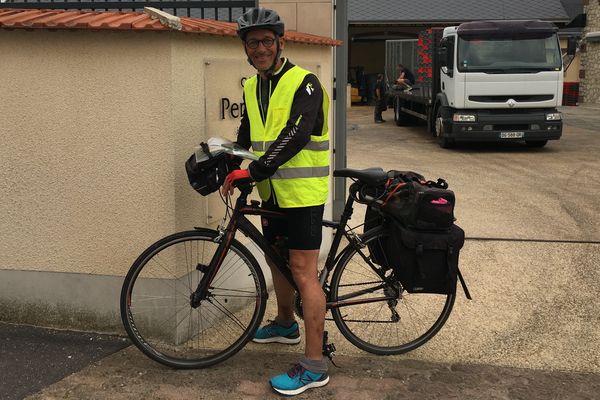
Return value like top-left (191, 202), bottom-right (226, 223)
top-left (416, 29), bottom-right (433, 84)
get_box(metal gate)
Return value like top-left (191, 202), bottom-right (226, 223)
top-left (385, 39), bottom-right (418, 85)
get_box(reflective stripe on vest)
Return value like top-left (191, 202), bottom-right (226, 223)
top-left (251, 140), bottom-right (330, 152)
top-left (272, 166), bottom-right (330, 179)
top-left (244, 65), bottom-right (330, 207)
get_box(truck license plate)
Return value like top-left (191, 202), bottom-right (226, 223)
top-left (500, 131), bottom-right (524, 139)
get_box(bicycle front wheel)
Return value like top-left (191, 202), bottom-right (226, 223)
top-left (120, 229), bottom-right (267, 369)
top-left (330, 226), bottom-right (455, 355)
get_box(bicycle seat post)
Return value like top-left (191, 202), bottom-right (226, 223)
top-left (322, 190), bottom-right (356, 277)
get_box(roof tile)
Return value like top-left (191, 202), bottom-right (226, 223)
top-left (0, 8), bottom-right (341, 46)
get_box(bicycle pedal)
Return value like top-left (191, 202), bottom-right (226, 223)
top-left (323, 342), bottom-right (336, 356)
top-left (324, 343), bottom-right (339, 368)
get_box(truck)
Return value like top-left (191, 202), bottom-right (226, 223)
top-left (389, 20), bottom-right (575, 148)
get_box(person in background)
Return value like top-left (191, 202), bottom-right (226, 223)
top-left (374, 73), bottom-right (387, 123)
top-left (395, 63), bottom-right (415, 90)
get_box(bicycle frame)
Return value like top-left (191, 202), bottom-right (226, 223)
top-left (190, 181), bottom-right (399, 310)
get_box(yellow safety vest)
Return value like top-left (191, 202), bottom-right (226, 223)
top-left (244, 65), bottom-right (330, 208)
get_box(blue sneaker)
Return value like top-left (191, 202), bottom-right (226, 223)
top-left (270, 364), bottom-right (329, 396)
top-left (253, 320), bottom-right (301, 344)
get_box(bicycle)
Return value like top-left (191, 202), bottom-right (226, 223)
top-left (120, 140), bottom-right (457, 369)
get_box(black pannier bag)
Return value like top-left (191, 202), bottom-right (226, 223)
top-left (185, 143), bottom-right (232, 196)
top-left (362, 170), bottom-right (470, 298)
top-left (363, 171), bottom-right (426, 270)
top-left (382, 180), bottom-right (455, 231)
top-left (363, 170), bottom-right (425, 232)
top-left (387, 223), bottom-right (466, 295)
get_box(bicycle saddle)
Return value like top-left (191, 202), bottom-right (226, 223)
top-left (333, 168), bottom-right (388, 185)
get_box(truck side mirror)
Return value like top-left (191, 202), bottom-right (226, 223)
top-left (567, 37), bottom-right (577, 56)
top-left (437, 47), bottom-right (453, 77)
top-left (437, 47), bottom-right (448, 67)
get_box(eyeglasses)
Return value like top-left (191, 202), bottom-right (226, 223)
top-left (245, 37), bottom-right (276, 49)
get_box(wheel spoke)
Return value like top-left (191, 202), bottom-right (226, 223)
top-left (121, 231), bottom-right (265, 368)
top-left (330, 228), bottom-right (454, 355)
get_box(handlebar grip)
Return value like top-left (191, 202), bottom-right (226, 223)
top-left (232, 177), bottom-right (254, 188)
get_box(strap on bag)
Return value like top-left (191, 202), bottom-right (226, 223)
top-left (457, 267), bottom-right (472, 300)
top-left (448, 242), bottom-right (472, 300)
top-left (421, 178), bottom-right (448, 189)
top-left (200, 142), bottom-right (213, 159)
top-left (415, 242), bottom-right (426, 279)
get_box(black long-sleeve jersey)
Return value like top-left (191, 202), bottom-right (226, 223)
top-left (236, 58), bottom-right (325, 182)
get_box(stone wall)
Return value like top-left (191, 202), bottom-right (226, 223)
top-left (580, 0), bottom-right (600, 103)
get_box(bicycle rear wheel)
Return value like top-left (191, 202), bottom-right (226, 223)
top-left (330, 226), bottom-right (455, 355)
top-left (120, 229), bottom-right (267, 369)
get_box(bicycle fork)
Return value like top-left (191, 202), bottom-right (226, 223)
top-left (190, 223), bottom-right (236, 308)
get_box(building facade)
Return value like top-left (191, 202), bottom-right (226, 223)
top-left (580, 0), bottom-right (600, 103)
top-left (0, 8), bottom-right (337, 331)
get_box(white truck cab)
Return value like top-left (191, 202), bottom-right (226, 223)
top-left (436, 20), bottom-right (564, 147)
top-left (391, 20), bottom-right (568, 148)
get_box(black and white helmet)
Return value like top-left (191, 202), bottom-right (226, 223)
top-left (237, 7), bottom-right (285, 40)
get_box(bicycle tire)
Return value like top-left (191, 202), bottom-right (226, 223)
top-left (120, 229), bottom-right (267, 369)
top-left (330, 226), bottom-right (455, 355)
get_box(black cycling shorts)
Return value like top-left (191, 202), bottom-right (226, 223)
top-left (261, 199), bottom-right (324, 250)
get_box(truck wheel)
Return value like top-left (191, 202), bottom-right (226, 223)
top-left (427, 108), bottom-right (436, 135)
top-left (525, 140), bottom-right (548, 148)
top-left (435, 107), bottom-right (454, 148)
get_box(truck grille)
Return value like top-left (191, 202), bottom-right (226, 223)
top-left (469, 95), bottom-right (554, 103)
top-left (494, 124), bottom-right (529, 130)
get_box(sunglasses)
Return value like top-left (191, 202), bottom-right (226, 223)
top-left (245, 37), bottom-right (276, 49)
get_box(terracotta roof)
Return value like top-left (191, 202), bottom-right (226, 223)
top-left (0, 8), bottom-right (341, 46)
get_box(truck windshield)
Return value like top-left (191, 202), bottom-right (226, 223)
top-left (457, 35), bottom-right (562, 73)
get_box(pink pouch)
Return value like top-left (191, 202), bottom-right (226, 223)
top-left (431, 198), bottom-right (449, 205)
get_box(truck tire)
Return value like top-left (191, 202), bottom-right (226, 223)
top-left (525, 140), bottom-right (548, 148)
top-left (435, 106), bottom-right (454, 148)
top-left (427, 107), bottom-right (436, 135)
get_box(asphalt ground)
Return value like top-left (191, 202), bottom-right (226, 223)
top-left (2, 104), bottom-right (600, 399)
top-left (0, 322), bottom-right (128, 400)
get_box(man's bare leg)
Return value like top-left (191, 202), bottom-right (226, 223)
top-left (266, 257), bottom-right (296, 322)
top-left (289, 249), bottom-right (325, 360)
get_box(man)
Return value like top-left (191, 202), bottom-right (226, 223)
top-left (221, 7), bottom-right (330, 396)
top-left (396, 63), bottom-right (415, 90)
top-left (374, 73), bottom-right (387, 123)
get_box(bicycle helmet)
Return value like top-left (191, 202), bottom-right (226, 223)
top-left (237, 8), bottom-right (286, 77)
top-left (237, 7), bottom-right (285, 40)
top-left (185, 142), bottom-right (232, 196)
